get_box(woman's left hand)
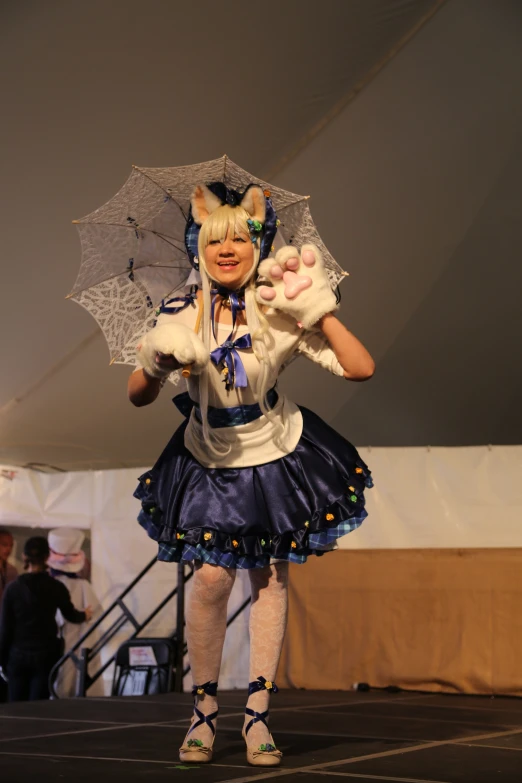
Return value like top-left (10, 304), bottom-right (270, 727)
top-left (255, 244), bottom-right (338, 329)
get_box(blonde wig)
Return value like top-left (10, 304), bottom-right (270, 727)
top-left (194, 204), bottom-right (284, 458)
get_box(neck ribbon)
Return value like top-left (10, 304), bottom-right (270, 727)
top-left (209, 286), bottom-right (250, 390)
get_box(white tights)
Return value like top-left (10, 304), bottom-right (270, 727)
top-left (183, 561), bottom-right (289, 749)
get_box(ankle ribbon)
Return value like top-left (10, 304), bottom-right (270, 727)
top-left (188, 705), bottom-right (218, 737)
top-left (245, 706), bottom-right (269, 735)
top-left (191, 680), bottom-right (218, 698)
top-left (248, 676), bottom-right (279, 695)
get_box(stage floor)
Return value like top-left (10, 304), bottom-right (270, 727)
top-left (1, 688), bottom-right (522, 782)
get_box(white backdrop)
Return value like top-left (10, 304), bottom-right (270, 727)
top-left (0, 463), bottom-right (251, 692)
top-left (1, 445), bottom-right (521, 691)
top-left (349, 446), bottom-right (522, 549)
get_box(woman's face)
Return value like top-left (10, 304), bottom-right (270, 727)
top-left (204, 227), bottom-right (255, 289)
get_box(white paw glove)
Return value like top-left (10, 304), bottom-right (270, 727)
top-left (255, 244), bottom-right (338, 329)
top-left (137, 323), bottom-right (209, 379)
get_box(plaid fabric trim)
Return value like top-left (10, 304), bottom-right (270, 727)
top-left (156, 509), bottom-right (368, 570)
top-left (184, 221), bottom-right (200, 265)
top-left (158, 542), bottom-right (267, 569)
top-left (308, 511), bottom-right (366, 548)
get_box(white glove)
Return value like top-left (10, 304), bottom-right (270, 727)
top-left (137, 323), bottom-right (209, 379)
top-left (256, 244), bottom-right (338, 329)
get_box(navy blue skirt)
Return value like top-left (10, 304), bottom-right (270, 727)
top-left (134, 406), bottom-right (372, 569)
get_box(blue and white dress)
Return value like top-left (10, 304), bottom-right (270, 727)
top-left (134, 303), bottom-right (372, 569)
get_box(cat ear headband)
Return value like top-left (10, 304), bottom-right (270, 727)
top-left (184, 182), bottom-right (278, 271)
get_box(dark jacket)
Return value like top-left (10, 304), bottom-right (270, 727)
top-left (0, 572), bottom-right (85, 667)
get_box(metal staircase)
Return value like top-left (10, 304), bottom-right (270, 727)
top-left (49, 559), bottom-right (250, 698)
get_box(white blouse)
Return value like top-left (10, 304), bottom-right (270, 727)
top-left (142, 302), bottom-right (344, 469)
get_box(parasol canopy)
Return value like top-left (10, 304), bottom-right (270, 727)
top-left (69, 155), bottom-right (345, 369)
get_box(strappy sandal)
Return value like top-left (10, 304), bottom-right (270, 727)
top-left (242, 676), bottom-right (283, 767)
top-left (179, 681), bottom-right (218, 764)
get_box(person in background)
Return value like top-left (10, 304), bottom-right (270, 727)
top-left (0, 529), bottom-right (17, 606)
top-left (0, 528), bottom-right (18, 702)
top-left (0, 536), bottom-right (92, 702)
top-left (48, 527), bottom-right (103, 697)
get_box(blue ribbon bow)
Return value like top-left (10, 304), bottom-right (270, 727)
top-left (209, 286), bottom-right (250, 389)
top-left (191, 680), bottom-right (218, 698)
top-left (158, 286), bottom-right (198, 316)
top-left (210, 333), bottom-right (252, 389)
top-left (248, 676), bottom-right (279, 695)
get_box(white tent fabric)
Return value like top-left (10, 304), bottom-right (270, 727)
top-left (2, 447), bottom-right (521, 551)
top-left (1, 0), bottom-right (521, 471)
top-left (0, 463), bottom-right (252, 692)
top-left (2, 446), bottom-right (521, 690)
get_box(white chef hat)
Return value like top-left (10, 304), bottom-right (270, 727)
top-left (47, 527), bottom-right (86, 574)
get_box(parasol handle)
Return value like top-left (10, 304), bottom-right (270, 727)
top-left (182, 294), bottom-right (204, 379)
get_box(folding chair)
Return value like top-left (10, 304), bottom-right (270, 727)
top-left (112, 638), bottom-right (176, 696)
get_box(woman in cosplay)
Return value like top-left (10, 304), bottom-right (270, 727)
top-left (129, 183), bottom-right (375, 766)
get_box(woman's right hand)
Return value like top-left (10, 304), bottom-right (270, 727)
top-left (137, 323), bottom-right (209, 379)
top-left (154, 352), bottom-right (181, 373)
top-left (84, 605), bottom-right (93, 622)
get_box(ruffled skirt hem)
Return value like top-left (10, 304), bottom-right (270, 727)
top-left (134, 405), bottom-right (372, 570)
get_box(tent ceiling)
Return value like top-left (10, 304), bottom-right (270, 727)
top-left (1, 0), bottom-right (521, 471)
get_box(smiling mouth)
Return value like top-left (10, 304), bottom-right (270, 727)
top-left (217, 261), bottom-right (239, 267)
